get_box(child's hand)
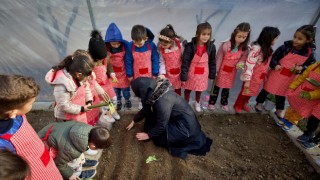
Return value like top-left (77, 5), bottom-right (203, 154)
top-left (236, 62), bottom-right (245, 70)
top-left (152, 76), bottom-right (157, 79)
top-left (181, 81), bottom-right (185, 87)
top-left (136, 132), bottom-right (150, 140)
top-left (126, 120), bottom-right (135, 131)
top-left (83, 105), bottom-right (92, 112)
top-left (158, 74), bottom-right (165, 79)
top-left (111, 73), bottom-right (118, 83)
top-left (244, 81), bottom-right (250, 88)
top-left (69, 174), bottom-right (81, 180)
top-left (275, 65), bottom-right (282, 71)
top-left (128, 77), bottom-right (133, 81)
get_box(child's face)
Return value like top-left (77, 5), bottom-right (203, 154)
top-left (110, 42), bottom-right (121, 48)
top-left (159, 41), bottom-right (173, 49)
top-left (4, 97), bottom-right (36, 119)
top-left (198, 29), bottom-right (211, 44)
top-left (133, 38), bottom-right (147, 48)
top-left (271, 36), bottom-right (279, 46)
top-left (292, 31), bottom-right (310, 49)
top-left (235, 31), bottom-right (249, 45)
top-left (75, 72), bottom-right (90, 82)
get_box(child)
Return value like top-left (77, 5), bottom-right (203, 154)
top-left (125, 24), bottom-right (160, 109)
top-left (38, 121), bottom-right (111, 179)
top-left (88, 30), bottom-right (120, 121)
top-left (233, 27), bottom-right (280, 113)
top-left (208, 22), bottom-right (250, 111)
top-left (0, 74), bottom-right (62, 180)
top-left (180, 22), bottom-right (216, 112)
top-left (46, 50), bottom-right (94, 124)
top-left (279, 62), bottom-right (320, 131)
top-left (0, 149), bottom-right (30, 180)
top-left (158, 24), bottom-right (186, 95)
top-left (255, 25), bottom-right (316, 117)
top-left (105, 23), bottom-right (132, 110)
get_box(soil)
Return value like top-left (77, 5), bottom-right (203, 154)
top-left (26, 110), bottom-right (320, 180)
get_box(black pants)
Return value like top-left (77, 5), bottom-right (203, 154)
top-left (256, 88), bottom-right (286, 110)
top-left (306, 115), bottom-right (320, 143)
top-left (209, 85), bottom-right (229, 106)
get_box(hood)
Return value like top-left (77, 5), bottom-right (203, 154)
top-left (69, 122), bottom-right (93, 152)
top-left (45, 68), bottom-right (77, 92)
top-left (131, 77), bottom-right (156, 103)
top-left (284, 40), bottom-right (316, 50)
top-left (146, 27), bottom-right (155, 42)
top-left (105, 22), bottom-right (124, 43)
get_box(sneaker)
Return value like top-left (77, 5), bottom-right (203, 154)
top-left (112, 111), bottom-right (120, 120)
top-left (86, 149), bottom-right (98, 156)
top-left (116, 102), bottom-right (122, 111)
top-left (83, 159), bottom-right (99, 168)
top-left (242, 104), bottom-right (251, 112)
top-left (208, 104), bottom-right (215, 110)
top-left (297, 133), bottom-right (315, 143)
top-left (80, 169), bottom-right (96, 179)
top-left (274, 117), bottom-right (285, 126)
top-left (233, 105), bottom-right (242, 113)
top-left (195, 102), bottom-right (201, 112)
top-left (221, 105), bottom-right (229, 111)
top-left (138, 102), bottom-right (143, 110)
top-left (281, 118), bottom-right (293, 131)
top-left (125, 100), bottom-right (132, 109)
top-left (301, 140), bottom-right (320, 150)
top-left (255, 103), bottom-right (263, 112)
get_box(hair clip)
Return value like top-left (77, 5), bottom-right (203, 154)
top-left (159, 34), bottom-right (172, 42)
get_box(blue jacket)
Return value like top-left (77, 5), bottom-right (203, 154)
top-left (125, 28), bottom-right (159, 77)
top-left (105, 22), bottom-right (125, 43)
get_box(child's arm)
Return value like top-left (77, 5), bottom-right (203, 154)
top-left (150, 42), bottom-right (160, 77)
top-left (208, 43), bottom-right (216, 79)
top-left (269, 45), bottom-right (286, 70)
top-left (158, 49), bottom-right (166, 76)
top-left (84, 81), bottom-right (93, 105)
top-left (133, 109), bottom-right (145, 123)
top-left (241, 45), bottom-right (260, 81)
top-left (125, 43), bottom-right (134, 79)
top-left (106, 56), bottom-right (114, 76)
top-left (216, 42), bottom-right (226, 73)
top-left (237, 47), bottom-right (249, 67)
top-left (289, 63), bottom-right (317, 90)
top-left (54, 85), bottom-right (83, 114)
top-left (301, 49), bottom-right (316, 72)
top-left (181, 43), bottom-right (193, 81)
top-left (55, 161), bottom-right (74, 179)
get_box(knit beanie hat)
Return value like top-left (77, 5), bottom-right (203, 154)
top-left (88, 30), bottom-right (107, 60)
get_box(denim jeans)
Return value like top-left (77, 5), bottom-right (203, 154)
top-left (114, 87), bottom-right (131, 101)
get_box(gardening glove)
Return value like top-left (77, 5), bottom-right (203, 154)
top-left (236, 62), bottom-right (245, 70)
top-left (299, 91), bottom-right (311, 100)
top-left (110, 73), bottom-right (118, 83)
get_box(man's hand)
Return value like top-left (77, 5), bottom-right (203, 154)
top-left (136, 132), bottom-right (150, 140)
top-left (126, 120), bottom-right (135, 131)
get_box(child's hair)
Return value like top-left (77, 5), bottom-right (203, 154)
top-left (88, 30), bottom-right (107, 61)
top-left (296, 25), bottom-right (316, 43)
top-left (0, 74), bottom-right (39, 114)
top-left (158, 24), bottom-right (181, 43)
top-left (88, 126), bottom-right (111, 149)
top-left (195, 22), bottom-right (212, 43)
top-left (131, 25), bottom-right (147, 41)
top-left (52, 49), bottom-right (94, 77)
top-left (255, 26), bottom-right (280, 62)
top-left (0, 149), bottom-right (31, 180)
top-left (230, 22), bottom-right (251, 51)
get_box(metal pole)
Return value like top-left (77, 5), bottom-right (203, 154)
top-left (86, 0), bottom-right (96, 29)
top-left (311, 7), bottom-right (320, 26)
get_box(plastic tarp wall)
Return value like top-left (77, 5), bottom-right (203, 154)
top-left (0, 0), bottom-right (319, 102)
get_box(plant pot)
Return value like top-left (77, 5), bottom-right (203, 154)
top-left (264, 100), bottom-right (275, 111)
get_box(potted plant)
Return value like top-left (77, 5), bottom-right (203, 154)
top-left (264, 94), bottom-right (276, 111)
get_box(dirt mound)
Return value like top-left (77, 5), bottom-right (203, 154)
top-left (27, 111), bottom-right (320, 179)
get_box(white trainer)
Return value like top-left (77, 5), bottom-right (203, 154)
top-left (195, 102), bottom-right (201, 112)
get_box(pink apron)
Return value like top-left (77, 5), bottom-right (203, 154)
top-left (94, 59), bottom-right (116, 98)
top-left (184, 51), bottom-right (209, 91)
top-left (216, 48), bottom-right (243, 88)
top-left (132, 44), bottom-right (152, 79)
top-left (264, 48), bottom-right (311, 96)
top-left (86, 76), bottom-right (100, 126)
top-left (108, 47), bottom-right (130, 88)
top-left (161, 38), bottom-right (182, 89)
top-left (242, 56), bottom-right (271, 96)
top-left (0, 115), bottom-right (63, 180)
top-left (311, 103), bottom-right (320, 119)
top-left (287, 64), bottom-right (320, 118)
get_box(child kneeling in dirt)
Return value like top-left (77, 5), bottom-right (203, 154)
top-left (38, 121), bottom-right (111, 180)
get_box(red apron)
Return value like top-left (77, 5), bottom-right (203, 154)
top-left (0, 115), bottom-right (62, 180)
top-left (108, 47), bottom-right (130, 88)
top-left (264, 49), bottom-right (311, 96)
top-left (242, 56), bottom-right (271, 96)
top-left (216, 48), bottom-right (243, 88)
top-left (311, 103), bottom-right (320, 119)
top-left (184, 52), bottom-right (209, 91)
top-left (94, 59), bottom-right (116, 98)
top-left (132, 44), bottom-right (152, 79)
top-left (287, 64), bottom-right (320, 118)
top-left (86, 76), bottom-right (100, 126)
top-left (161, 38), bottom-right (182, 89)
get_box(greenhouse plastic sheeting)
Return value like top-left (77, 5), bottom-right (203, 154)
top-left (0, 0), bottom-right (319, 101)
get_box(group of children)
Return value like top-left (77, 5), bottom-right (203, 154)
top-left (0, 21), bottom-right (318, 179)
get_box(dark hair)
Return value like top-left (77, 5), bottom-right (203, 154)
top-left (0, 149), bottom-right (31, 180)
top-left (88, 30), bottom-right (107, 61)
top-left (158, 24), bottom-right (181, 43)
top-left (0, 74), bottom-right (39, 114)
top-left (296, 25), bottom-right (316, 43)
top-left (131, 25), bottom-right (147, 41)
top-left (230, 22), bottom-right (251, 51)
top-left (255, 26), bottom-right (280, 62)
top-left (88, 127), bottom-right (111, 149)
top-left (196, 22), bottom-right (212, 44)
top-left (52, 49), bottom-right (94, 77)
